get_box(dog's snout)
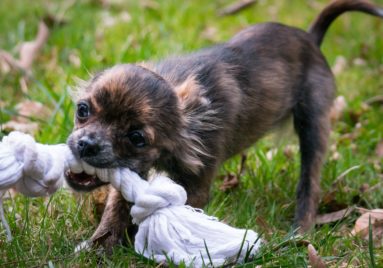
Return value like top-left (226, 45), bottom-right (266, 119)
top-left (77, 136), bottom-right (100, 158)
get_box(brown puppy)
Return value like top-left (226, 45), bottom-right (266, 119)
top-left (66, 0), bottom-right (383, 251)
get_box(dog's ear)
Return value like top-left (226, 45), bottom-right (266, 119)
top-left (171, 76), bottom-right (214, 175)
top-left (175, 76), bottom-right (205, 108)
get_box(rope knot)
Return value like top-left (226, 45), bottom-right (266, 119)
top-left (0, 131), bottom-right (65, 196)
top-left (130, 175), bottom-right (187, 224)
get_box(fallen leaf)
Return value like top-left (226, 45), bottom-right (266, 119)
top-left (352, 58), bottom-right (367, 66)
top-left (283, 144), bottom-right (298, 159)
top-left (307, 244), bottom-right (326, 268)
top-left (1, 100), bottom-right (50, 135)
top-left (365, 95), bottom-right (383, 106)
top-left (218, 0), bottom-right (257, 16)
top-left (18, 21), bottom-right (49, 71)
top-left (332, 56), bottom-right (347, 75)
top-left (2, 121), bottom-right (39, 135)
top-left (100, 11), bottom-right (131, 28)
top-left (219, 173), bottom-right (240, 191)
top-left (42, 14), bottom-right (68, 28)
top-left (375, 140), bottom-right (383, 158)
top-left (329, 95), bottom-right (347, 123)
top-left (316, 207), bottom-right (354, 225)
top-left (202, 26), bottom-right (219, 42)
top-left (68, 51), bottom-right (81, 67)
top-left (352, 209), bottom-right (383, 240)
top-left (140, 0), bottom-right (160, 10)
top-left (15, 100), bottom-right (50, 122)
top-left (0, 21), bottom-right (49, 76)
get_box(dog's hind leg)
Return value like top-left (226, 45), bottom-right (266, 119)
top-left (292, 69), bottom-right (334, 232)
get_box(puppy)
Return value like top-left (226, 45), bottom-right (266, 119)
top-left (66, 0), bottom-right (383, 251)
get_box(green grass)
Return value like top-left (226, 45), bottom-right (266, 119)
top-left (1, 0), bottom-right (383, 266)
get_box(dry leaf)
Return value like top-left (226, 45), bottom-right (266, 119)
top-left (375, 140), bottom-right (383, 158)
top-left (100, 11), bottom-right (131, 28)
top-left (283, 144), bottom-right (298, 159)
top-left (365, 95), bottom-right (383, 106)
top-left (329, 95), bottom-right (347, 123)
top-left (19, 21), bottom-right (50, 70)
top-left (352, 209), bottom-right (383, 240)
top-left (353, 58), bottom-right (367, 66)
top-left (219, 173), bottom-right (240, 191)
top-left (316, 207), bottom-right (354, 225)
top-left (42, 14), bottom-right (68, 28)
top-left (202, 26), bottom-right (219, 42)
top-left (140, 0), bottom-right (160, 10)
top-left (2, 100), bottom-right (50, 135)
top-left (15, 100), bottom-right (50, 122)
top-left (68, 51), bottom-right (81, 67)
top-left (218, 0), bottom-right (256, 16)
top-left (332, 55), bottom-right (347, 75)
top-left (2, 121), bottom-right (39, 135)
top-left (307, 244), bottom-right (326, 268)
top-left (0, 21), bottom-right (49, 76)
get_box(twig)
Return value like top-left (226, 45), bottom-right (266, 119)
top-left (365, 95), bottom-right (383, 106)
top-left (218, 0), bottom-right (256, 17)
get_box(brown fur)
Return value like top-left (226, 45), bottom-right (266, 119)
top-left (65, 0), bottom-right (383, 251)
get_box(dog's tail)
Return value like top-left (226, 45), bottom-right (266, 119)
top-left (309, 0), bottom-right (383, 46)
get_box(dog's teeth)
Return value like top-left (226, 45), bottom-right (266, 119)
top-left (82, 162), bottom-right (96, 175)
top-left (96, 169), bottom-right (110, 183)
top-left (68, 158), bottom-right (83, 174)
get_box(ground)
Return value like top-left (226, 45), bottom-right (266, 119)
top-left (0, 0), bottom-right (382, 267)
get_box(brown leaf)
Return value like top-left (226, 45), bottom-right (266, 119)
top-left (316, 207), bottom-right (354, 225)
top-left (283, 144), bottom-right (298, 159)
top-left (1, 100), bottom-right (50, 135)
top-left (19, 21), bottom-right (49, 70)
top-left (329, 95), bottom-right (347, 123)
top-left (219, 173), bottom-right (240, 191)
top-left (332, 56), bottom-right (347, 75)
top-left (218, 0), bottom-right (257, 16)
top-left (202, 26), bottom-right (219, 42)
top-left (42, 14), bottom-right (68, 28)
top-left (2, 121), bottom-right (39, 135)
top-left (140, 0), bottom-right (160, 10)
top-left (0, 21), bottom-right (49, 75)
top-left (375, 140), bottom-right (383, 158)
top-left (365, 95), bottom-right (383, 106)
top-left (307, 244), bottom-right (327, 268)
top-left (14, 100), bottom-right (50, 122)
top-left (352, 209), bottom-right (383, 240)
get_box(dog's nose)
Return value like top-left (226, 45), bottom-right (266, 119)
top-left (77, 136), bottom-right (100, 158)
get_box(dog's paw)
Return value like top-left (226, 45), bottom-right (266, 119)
top-left (75, 239), bottom-right (94, 253)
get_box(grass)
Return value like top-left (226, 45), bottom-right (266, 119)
top-left (0, 0), bottom-right (382, 266)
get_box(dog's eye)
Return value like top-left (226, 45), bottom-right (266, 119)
top-left (77, 102), bottom-right (90, 119)
top-left (127, 130), bottom-right (146, 148)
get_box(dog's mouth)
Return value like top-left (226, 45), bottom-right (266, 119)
top-left (65, 170), bottom-right (108, 192)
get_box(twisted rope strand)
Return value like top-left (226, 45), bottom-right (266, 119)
top-left (0, 132), bottom-right (261, 267)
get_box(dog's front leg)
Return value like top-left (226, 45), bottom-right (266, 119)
top-left (90, 186), bottom-right (137, 254)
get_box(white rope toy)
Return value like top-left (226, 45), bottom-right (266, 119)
top-left (0, 131), bottom-right (262, 266)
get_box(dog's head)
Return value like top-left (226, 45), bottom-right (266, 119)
top-left (66, 64), bottom-right (185, 191)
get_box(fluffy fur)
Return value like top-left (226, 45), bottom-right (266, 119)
top-left (65, 0), bottom-right (383, 251)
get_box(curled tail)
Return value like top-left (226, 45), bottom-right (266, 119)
top-left (309, 0), bottom-right (383, 46)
